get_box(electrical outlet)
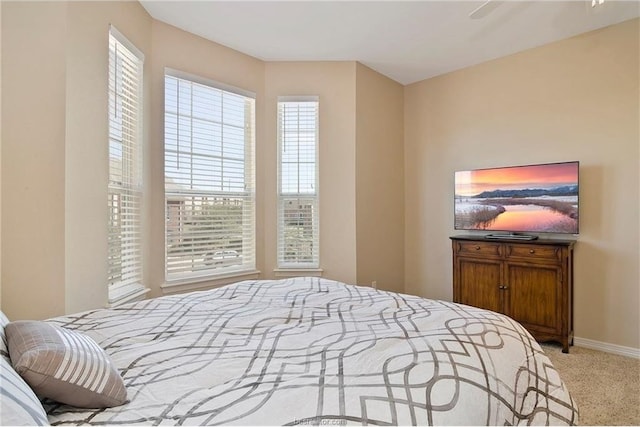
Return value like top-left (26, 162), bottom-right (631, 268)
top-left (371, 281), bottom-right (377, 289)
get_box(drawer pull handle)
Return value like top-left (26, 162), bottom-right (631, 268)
top-left (475, 246), bottom-right (481, 250)
top-left (529, 249), bottom-right (535, 254)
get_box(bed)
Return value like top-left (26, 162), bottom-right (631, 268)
top-left (4, 277), bottom-right (578, 425)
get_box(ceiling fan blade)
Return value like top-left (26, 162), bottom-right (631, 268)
top-left (469, 0), bottom-right (503, 19)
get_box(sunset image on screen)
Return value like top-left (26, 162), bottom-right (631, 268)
top-left (455, 163), bottom-right (578, 197)
top-left (454, 162), bottom-right (579, 234)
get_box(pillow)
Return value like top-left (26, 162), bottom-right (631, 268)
top-left (6, 320), bottom-right (127, 408)
top-left (0, 356), bottom-right (49, 426)
top-left (0, 311), bottom-right (10, 363)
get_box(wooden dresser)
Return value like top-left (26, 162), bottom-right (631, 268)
top-left (450, 235), bottom-right (575, 353)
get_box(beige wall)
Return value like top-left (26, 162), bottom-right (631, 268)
top-left (0, 3), bottom-right (367, 316)
top-left (263, 62), bottom-right (358, 284)
top-left (404, 19), bottom-right (639, 349)
top-left (355, 63), bottom-right (405, 292)
top-left (2, 2), bottom-right (637, 352)
top-left (64, 1), bottom-right (152, 314)
top-left (2, 2), bottom-right (68, 320)
top-left (1, 1), bottom-right (152, 319)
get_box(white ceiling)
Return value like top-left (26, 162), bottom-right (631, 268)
top-left (140, 1), bottom-right (640, 85)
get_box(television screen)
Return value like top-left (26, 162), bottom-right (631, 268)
top-left (454, 161), bottom-right (579, 235)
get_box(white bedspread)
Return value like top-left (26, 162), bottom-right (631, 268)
top-left (45, 278), bottom-right (578, 425)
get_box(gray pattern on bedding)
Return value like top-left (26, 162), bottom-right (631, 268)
top-left (45, 277), bottom-right (578, 425)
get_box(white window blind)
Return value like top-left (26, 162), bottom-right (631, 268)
top-left (277, 99), bottom-right (320, 268)
top-left (164, 72), bottom-right (256, 281)
top-left (107, 28), bottom-right (144, 298)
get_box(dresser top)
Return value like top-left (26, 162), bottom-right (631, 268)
top-left (450, 234), bottom-right (576, 246)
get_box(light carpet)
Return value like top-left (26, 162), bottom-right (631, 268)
top-left (542, 343), bottom-right (640, 426)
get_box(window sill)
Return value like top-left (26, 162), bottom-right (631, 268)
top-left (161, 269), bottom-right (261, 295)
top-left (107, 284), bottom-right (150, 308)
top-left (273, 268), bottom-right (323, 278)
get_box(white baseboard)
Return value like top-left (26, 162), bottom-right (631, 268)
top-left (574, 336), bottom-right (640, 359)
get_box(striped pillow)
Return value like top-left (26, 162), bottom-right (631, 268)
top-left (1, 356), bottom-right (49, 426)
top-left (6, 321), bottom-right (127, 408)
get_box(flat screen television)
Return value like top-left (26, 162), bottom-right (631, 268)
top-left (454, 161), bottom-right (579, 237)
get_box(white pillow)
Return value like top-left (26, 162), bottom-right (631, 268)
top-left (0, 311), bottom-right (10, 363)
top-left (0, 356), bottom-right (49, 426)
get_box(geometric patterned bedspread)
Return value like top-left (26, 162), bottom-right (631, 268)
top-left (45, 277), bottom-right (578, 425)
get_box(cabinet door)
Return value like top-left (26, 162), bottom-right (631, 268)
top-left (456, 258), bottom-right (502, 313)
top-left (503, 262), bottom-right (561, 334)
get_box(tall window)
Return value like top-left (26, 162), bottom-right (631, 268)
top-left (164, 71), bottom-right (256, 281)
top-left (277, 99), bottom-right (320, 268)
top-left (107, 27), bottom-right (144, 301)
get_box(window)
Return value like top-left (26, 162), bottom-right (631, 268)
top-left (164, 71), bottom-right (256, 281)
top-left (107, 27), bottom-right (144, 302)
top-left (277, 99), bottom-right (320, 268)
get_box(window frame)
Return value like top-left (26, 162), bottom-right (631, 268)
top-left (163, 68), bottom-right (257, 284)
top-left (276, 97), bottom-right (321, 270)
top-left (107, 26), bottom-right (146, 305)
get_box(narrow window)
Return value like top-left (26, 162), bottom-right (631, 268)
top-left (107, 27), bottom-right (144, 303)
top-left (277, 99), bottom-right (320, 268)
top-left (164, 71), bottom-right (256, 281)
